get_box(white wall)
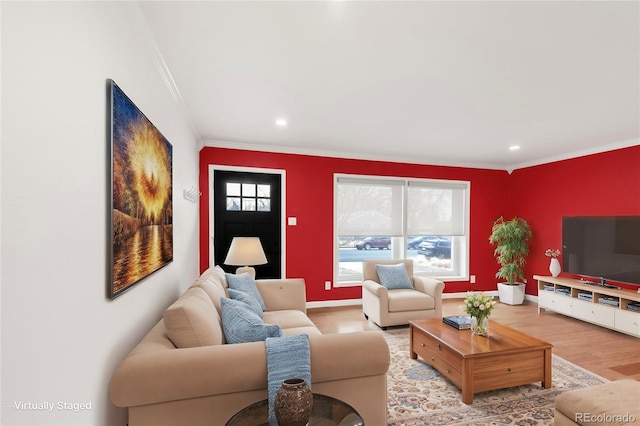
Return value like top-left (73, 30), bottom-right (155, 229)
top-left (1, 2), bottom-right (200, 425)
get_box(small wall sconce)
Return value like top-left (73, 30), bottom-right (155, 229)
top-left (183, 186), bottom-right (200, 203)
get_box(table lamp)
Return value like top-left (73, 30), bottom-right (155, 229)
top-left (223, 237), bottom-right (268, 278)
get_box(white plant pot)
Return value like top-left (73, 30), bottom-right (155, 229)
top-left (497, 283), bottom-right (526, 305)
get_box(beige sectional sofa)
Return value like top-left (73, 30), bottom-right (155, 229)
top-left (110, 266), bottom-right (390, 426)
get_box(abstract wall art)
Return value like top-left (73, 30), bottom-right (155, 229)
top-left (108, 80), bottom-right (173, 298)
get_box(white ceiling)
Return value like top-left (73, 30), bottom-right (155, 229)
top-left (136, 1), bottom-right (639, 170)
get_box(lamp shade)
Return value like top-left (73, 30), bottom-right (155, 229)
top-left (224, 237), bottom-right (268, 266)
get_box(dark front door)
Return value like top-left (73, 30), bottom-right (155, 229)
top-left (213, 170), bottom-right (282, 279)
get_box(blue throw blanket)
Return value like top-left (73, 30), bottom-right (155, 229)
top-left (266, 333), bottom-right (311, 425)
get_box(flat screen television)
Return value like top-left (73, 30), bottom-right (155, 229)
top-left (562, 216), bottom-right (640, 287)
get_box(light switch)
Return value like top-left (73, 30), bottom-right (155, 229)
top-left (288, 217), bottom-right (297, 226)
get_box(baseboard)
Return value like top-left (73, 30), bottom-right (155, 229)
top-left (442, 291), bottom-right (498, 299)
top-left (306, 299), bottom-right (363, 309)
top-left (306, 292), bottom-right (538, 309)
top-left (444, 291), bottom-right (538, 303)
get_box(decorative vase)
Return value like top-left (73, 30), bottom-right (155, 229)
top-left (274, 378), bottom-right (313, 426)
top-left (471, 315), bottom-right (489, 336)
top-left (549, 257), bottom-right (561, 277)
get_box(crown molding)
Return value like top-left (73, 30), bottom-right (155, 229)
top-left (202, 138), bottom-right (639, 172)
top-left (201, 139), bottom-right (508, 171)
top-left (507, 138), bottom-right (640, 172)
top-left (121, 2), bottom-right (201, 140)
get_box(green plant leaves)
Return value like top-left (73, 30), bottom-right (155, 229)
top-left (489, 216), bottom-right (532, 284)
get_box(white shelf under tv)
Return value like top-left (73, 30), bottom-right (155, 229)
top-left (535, 275), bottom-right (640, 338)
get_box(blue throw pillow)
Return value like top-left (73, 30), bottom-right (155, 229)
top-left (221, 298), bottom-right (283, 344)
top-left (376, 263), bottom-right (414, 290)
top-left (228, 288), bottom-right (263, 318)
top-left (225, 273), bottom-right (267, 311)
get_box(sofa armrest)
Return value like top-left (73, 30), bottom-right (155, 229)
top-left (110, 340), bottom-right (270, 408)
top-left (110, 331), bottom-right (389, 409)
top-left (413, 277), bottom-right (445, 298)
top-left (414, 277), bottom-right (445, 317)
top-left (256, 278), bottom-right (306, 313)
top-left (362, 279), bottom-right (389, 309)
top-left (362, 280), bottom-right (388, 297)
top-left (309, 331), bottom-right (390, 382)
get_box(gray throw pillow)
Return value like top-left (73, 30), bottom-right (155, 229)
top-left (228, 288), bottom-right (263, 318)
top-left (376, 263), bottom-right (414, 290)
top-left (221, 298), bottom-right (283, 344)
top-left (225, 273), bottom-right (267, 311)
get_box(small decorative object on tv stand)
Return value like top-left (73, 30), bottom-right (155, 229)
top-left (579, 278), bottom-right (621, 290)
top-left (535, 275), bottom-right (640, 338)
top-left (549, 258), bottom-right (561, 277)
top-left (545, 248), bottom-right (561, 277)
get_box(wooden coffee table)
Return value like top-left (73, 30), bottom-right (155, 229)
top-left (409, 318), bottom-right (552, 404)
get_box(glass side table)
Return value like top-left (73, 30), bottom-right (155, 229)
top-left (226, 393), bottom-right (364, 426)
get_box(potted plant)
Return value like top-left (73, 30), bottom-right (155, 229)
top-left (489, 216), bottom-right (533, 305)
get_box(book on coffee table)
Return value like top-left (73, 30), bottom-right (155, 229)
top-left (443, 315), bottom-right (471, 330)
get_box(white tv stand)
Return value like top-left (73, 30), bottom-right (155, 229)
top-left (535, 275), bottom-right (640, 338)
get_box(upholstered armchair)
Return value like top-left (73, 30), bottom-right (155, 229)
top-left (362, 259), bottom-right (445, 329)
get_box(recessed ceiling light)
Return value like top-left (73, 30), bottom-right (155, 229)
top-left (509, 145), bottom-right (521, 151)
top-left (275, 118), bottom-right (287, 127)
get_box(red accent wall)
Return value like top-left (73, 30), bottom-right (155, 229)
top-left (200, 145), bottom-right (640, 301)
top-left (200, 147), bottom-right (509, 301)
top-left (508, 145), bottom-right (640, 294)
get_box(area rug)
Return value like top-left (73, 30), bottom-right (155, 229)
top-left (383, 328), bottom-right (607, 426)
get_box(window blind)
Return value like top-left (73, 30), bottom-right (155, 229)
top-left (336, 177), bottom-right (404, 236)
top-left (406, 180), bottom-right (467, 236)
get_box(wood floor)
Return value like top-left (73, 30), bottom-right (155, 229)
top-left (307, 298), bottom-right (640, 381)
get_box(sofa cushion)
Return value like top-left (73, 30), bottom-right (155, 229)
top-left (281, 326), bottom-right (323, 337)
top-left (228, 288), bottom-right (263, 318)
top-left (376, 263), bottom-right (414, 290)
top-left (262, 310), bottom-right (317, 330)
top-left (555, 379), bottom-right (640, 425)
top-left (199, 276), bottom-right (228, 316)
top-left (208, 265), bottom-right (228, 287)
top-left (163, 287), bottom-right (223, 348)
top-left (221, 298), bottom-right (283, 344)
top-left (388, 289), bottom-right (435, 312)
top-left (193, 265), bottom-right (227, 289)
top-left (226, 273), bottom-right (266, 311)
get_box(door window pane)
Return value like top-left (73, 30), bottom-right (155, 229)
top-left (226, 197), bottom-right (241, 211)
top-left (242, 198), bottom-right (256, 211)
top-left (242, 183), bottom-right (256, 197)
top-left (227, 183), bottom-right (241, 196)
top-left (257, 199), bottom-right (271, 212)
top-left (225, 182), bottom-right (271, 212)
top-left (257, 184), bottom-right (270, 198)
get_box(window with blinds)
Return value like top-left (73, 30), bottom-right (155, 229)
top-left (335, 175), bottom-right (470, 285)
